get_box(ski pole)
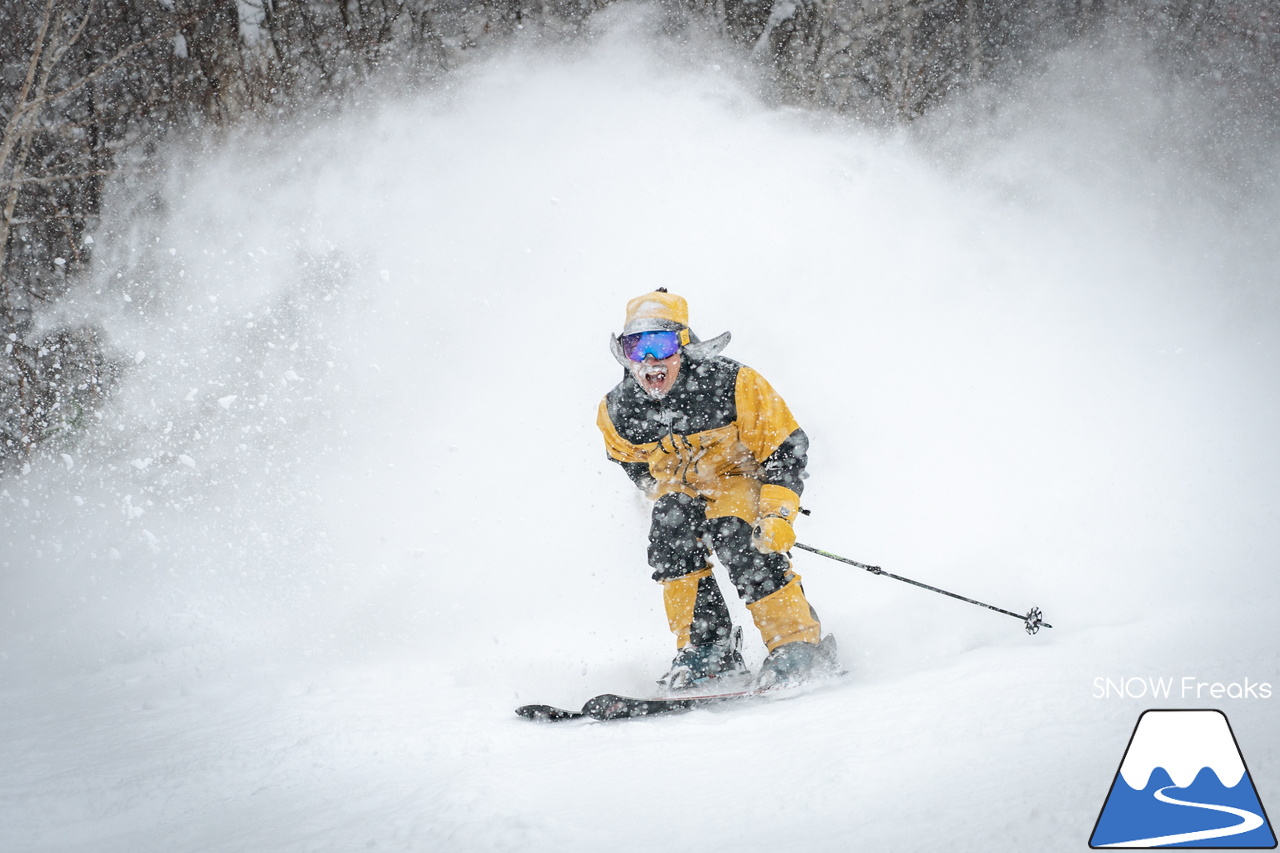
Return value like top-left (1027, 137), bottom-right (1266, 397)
top-left (793, 542), bottom-right (1052, 634)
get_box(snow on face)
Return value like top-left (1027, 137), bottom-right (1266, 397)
top-left (630, 353), bottom-right (681, 399)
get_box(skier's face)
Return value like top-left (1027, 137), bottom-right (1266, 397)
top-left (630, 352), bottom-right (681, 399)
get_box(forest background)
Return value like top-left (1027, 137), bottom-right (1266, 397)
top-left (1, 0), bottom-right (1277, 459)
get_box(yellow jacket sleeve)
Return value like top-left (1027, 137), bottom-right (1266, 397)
top-left (597, 397), bottom-right (650, 463)
top-left (734, 366), bottom-right (801, 464)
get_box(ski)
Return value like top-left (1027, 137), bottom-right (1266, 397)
top-left (515, 685), bottom-right (766, 723)
top-left (517, 636), bottom-right (847, 722)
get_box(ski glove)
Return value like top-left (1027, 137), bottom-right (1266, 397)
top-left (752, 484), bottom-right (800, 553)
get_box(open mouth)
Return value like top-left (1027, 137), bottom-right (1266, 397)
top-left (636, 364), bottom-right (672, 397)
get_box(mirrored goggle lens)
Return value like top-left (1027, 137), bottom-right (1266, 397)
top-left (620, 330), bottom-right (682, 362)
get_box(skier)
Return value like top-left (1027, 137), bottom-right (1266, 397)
top-left (598, 289), bottom-right (838, 691)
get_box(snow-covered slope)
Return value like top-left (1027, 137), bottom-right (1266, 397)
top-left (2, 8), bottom-right (1278, 852)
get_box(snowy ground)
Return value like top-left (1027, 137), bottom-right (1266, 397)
top-left (3, 8), bottom-right (1279, 852)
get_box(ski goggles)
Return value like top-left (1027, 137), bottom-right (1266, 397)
top-left (619, 329), bottom-right (688, 362)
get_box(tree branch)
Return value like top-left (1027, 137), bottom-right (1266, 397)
top-left (0, 0), bottom-right (58, 183)
top-left (36, 19), bottom-right (195, 113)
top-left (0, 168), bottom-right (115, 188)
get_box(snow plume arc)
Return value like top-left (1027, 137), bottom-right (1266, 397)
top-left (2, 5), bottom-right (1280, 681)
top-left (1118, 710), bottom-right (1247, 790)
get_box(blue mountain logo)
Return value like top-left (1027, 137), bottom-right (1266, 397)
top-left (1090, 709), bottom-right (1276, 848)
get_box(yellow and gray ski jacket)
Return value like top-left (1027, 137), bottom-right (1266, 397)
top-left (597, 355), bottom-right (808, 523)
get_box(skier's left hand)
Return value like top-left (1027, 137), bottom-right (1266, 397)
top-left (752, 516), bottom-right (796, 553)
top-left (753, 484), bottom-right (800, 553)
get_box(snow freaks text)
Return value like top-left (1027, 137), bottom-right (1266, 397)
top-left (1093, 677), bottom-right (1274, 701)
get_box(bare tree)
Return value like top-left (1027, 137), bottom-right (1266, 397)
top-left (1, 0), bottom-right (107, 457)
top-left (2, 0), bottom-right (1275, 463)
top-left (0, 0), bottom-right (219, 459)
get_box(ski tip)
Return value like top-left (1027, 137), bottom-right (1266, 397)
top-left (515, 704), bottom-right (583, 722)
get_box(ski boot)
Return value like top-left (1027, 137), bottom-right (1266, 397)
top-left (657, 626), bottom-right (748, 693)
top-left (754, 634), bottom-right (841, 690)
